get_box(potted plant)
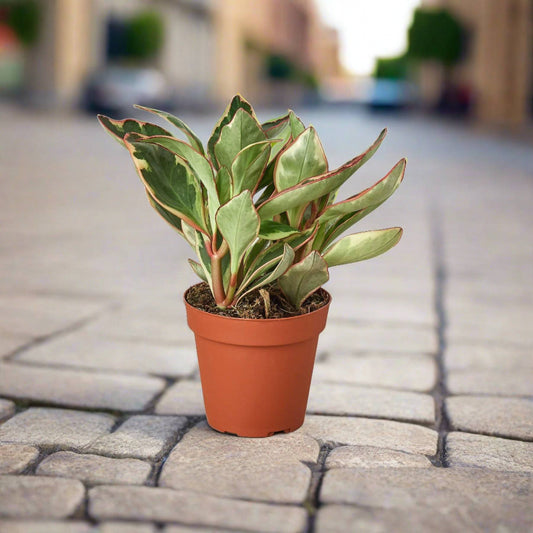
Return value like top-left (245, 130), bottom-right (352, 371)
top-left (98, 94), bottom-right (405, 437)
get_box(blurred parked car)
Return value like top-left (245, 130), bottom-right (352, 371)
top-left (82, 66), bottom-right (177, 115)
top-left (367, 79), bottom-right (417, 110)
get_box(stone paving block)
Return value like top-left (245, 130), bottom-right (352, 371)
top-left (86, 415), bottom-right (187, 460)
top-left (0, 521), bottom-right (92, 533)
top-left (0, 475), bottom-right (85, 518)
top-left (84, 309), bottom-right (194, 346)
top-left (0, 335), bottom-right (31, 359)
top-left (307, 382), bottom-right (435, 424)
top-left (15, 332), bottom-right (198, 378)
top-left (97, 523), bottom-right (157, 533)
top-left (447, 369), bottom-right (533, 397)
top-left (37, 451), bottom-right (151, 485)
top-left (325, 445), bottom-right (432, 469)
top-left (164, 526), bottom-right (239, 533)
top-left (89, 485), bottom-right (307, 532)
top-left (446, 432), bottom-right (533, 472)
top-left (313, 353), bottom-right (437, 392)
top-left (315, 504), bottom-right (532, 533)
top-left (447, 396), bottom-right (533, 440)
top-left (301, 415), bottom-right (437, 456)
top-left (445, 341), bottom-right (533, 370)
top-left (159, 421), bottom-right (318, 503)
top-left (0, 363), bottom-right (166, 411)
top-left (327, 273), bottom-right (435, 298)
top-left (155, 381), bottom-right (205, 416)
top-left (0, 408), bottom-right (115, 449)
top-left (446, 310), bottom-right (533, 347)
top-left (320, 467), bottom-right (533, 513)
top-left (0, 294), bottom-right (109, 338)
top-left (318, 322), bottom-right (438, 354)
top-left (328, 293), bottom-right (436, 326)
top-left (0, 444), bottom-right (39, 474)
top-left (0, 398), bottom-right (15, 421)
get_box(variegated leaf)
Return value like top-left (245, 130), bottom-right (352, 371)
top-left (323, 227), bottom-right (403, 267)
top-left (216, 167), bottom-right (233, 205)
top-left (192, 230), bottom-right (213, 292)
top-left (259, 220), bottom-right (299, 240)
top-left (289, 111), bottom-right (305, 137)
top-left (188, 259), bottom-right (209, 283)
top-left (214, 108), bottom-right (266, 170)
top-left (131, 134), bottom-right (218, 234)
top-left (134, 105), bottom-right (205, 154)
top-left (274, 127), bottom-right (328, 192)
top-left (98, 115), bottom-right (172, 147)
top-left (319, 158), bottom-right (406, 223)
top-left (258, 129), bottom-right (387, 220)
top-left (146, 189), bottom-right (183, 236)
top-left (279, 251), bottom-right (329, 309)
top-left (215, 190), bottom-right (260, 274)
top-left (231, 140), bottom-right (273, 194)
top-left (263, 113), bottom-right (292, 162)
top-left (236, 243), bottom-right (295, 301)
top-left (208, 94), bottom-right (256, 168)
top-left (124, 137), bottom-right (208, 234)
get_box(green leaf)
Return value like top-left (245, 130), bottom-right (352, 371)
top-left (274, 127), bottom-right (328, 192)
top-left (124, 137), bottom-right (208, 234)
top-left (323, 227), bottom-right (403, 267)
top-left (289, 111), bottom-right (305, 137)
top-left (262, 113), bottom-right (292, 162)
top-left (131, 134), bottom-right (218, 234)
top-left (191, 230), bottom-right (213, 292)
top-left (258, 128), bottom-right (387, 220)
top-left (98, 115), bottom-right (171, 147)
top-left (216, 167), bottom-right (233, 205)
top-left (146, 189), bottom-right (183, 235)
top-left (236, 244), bottom-right (295, 301)
top-left (279, 251), bottom-right (329, 308)
top-left (215, 190), bottom-right (260, 274)
top-left (262, 113), bottom-right (290, 131)
top-left (231, 140), bottom-right (272, 194)
top-left (134, 105), bottom-right (205, 154)
top-left (188, 259), bottom-right (208, 283)
top-left (319, 158), bottom-right (406, 223)
top-left (208, 94), bottom-right (256, 168)
top-left (214, 108), bottom-right (266, 170)
top-left (259, 220), bottom-right (299, 240)
top-left (181, 220), bottom-right (198, 248)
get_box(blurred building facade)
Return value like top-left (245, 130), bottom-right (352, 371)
top-left (16, 0), bottom-right (341, 108)
top-left (422, 0), bottom-right (532, 127)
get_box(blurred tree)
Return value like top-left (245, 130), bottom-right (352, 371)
top-left (266, 54), bottom-right (295, 80)
top-left (125, 10), bottom-right (164, 60)
top-left (407, 8), bottom-right (464, 66)
top-left (1, 0), bottom-right (40, 46)
top-left (374, 55), bottom-right (409, 80)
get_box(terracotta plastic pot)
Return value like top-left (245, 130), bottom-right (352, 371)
top-left (184, 289), bottom-right (331, 438)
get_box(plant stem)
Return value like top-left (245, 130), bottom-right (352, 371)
top-left (210, 238), bottom-right (229, 307)
top-left (211, 254), bottom-right (226, 306)
top-left (222, 274), bottom-right (237, 308)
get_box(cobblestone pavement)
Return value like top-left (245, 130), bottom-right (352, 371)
top-left (0, 103), bottom-right (532, 532)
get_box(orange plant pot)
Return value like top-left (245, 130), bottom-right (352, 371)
top-left (184, 290), bottom-right (331, 438)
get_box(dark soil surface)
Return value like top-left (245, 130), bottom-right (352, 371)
top-left (186, 282), bottom-right (329, 319)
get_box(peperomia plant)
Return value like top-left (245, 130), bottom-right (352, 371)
top-left (98, 95), bottom-right (405, 310)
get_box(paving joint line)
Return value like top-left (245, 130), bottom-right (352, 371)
top-left (2, 301), bottom-right (122, 362)
top-left (304, 442), bottom-right (334, 533)
top-left (430, 204), bottom-right (450, 467)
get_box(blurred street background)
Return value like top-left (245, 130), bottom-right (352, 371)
top-left (0, 1), bottom-right (533, 531)
top-left (0, 0), bottom-right (531, 128)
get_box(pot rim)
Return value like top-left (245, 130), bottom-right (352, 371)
top-left (183, 284), bottom-right (331, 323)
